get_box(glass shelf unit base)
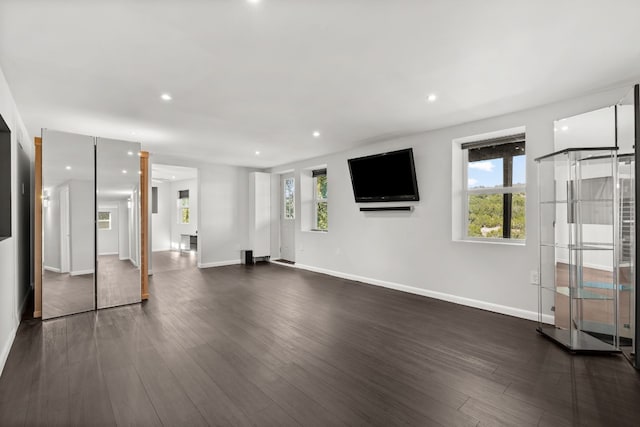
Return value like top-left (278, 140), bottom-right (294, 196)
top-left (537, 326), bottom-right (621, 354)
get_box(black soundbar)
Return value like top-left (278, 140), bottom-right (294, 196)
top-left (359, 206), bottom-right (412, 212)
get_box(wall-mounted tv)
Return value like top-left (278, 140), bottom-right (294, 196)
top-left (348, 148), bottom-right (419, 203)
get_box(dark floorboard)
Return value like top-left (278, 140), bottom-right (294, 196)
top-left (1, 261), bottom-right (639, 426)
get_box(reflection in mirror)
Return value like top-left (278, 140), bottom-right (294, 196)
top-left (617, 87), bottom-right (636, 361)
top-left (553, 106), bottom-right (615, 151)
top-left (96, 138), bottom-right (141, 308)
top-left (42, 130), bottom-right (95, 319)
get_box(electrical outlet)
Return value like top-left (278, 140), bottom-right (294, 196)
top-left (530, 270), bottom-right (539, 285)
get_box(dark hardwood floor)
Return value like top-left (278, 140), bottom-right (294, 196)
top-left (1, 262), bottom-right (639, 426)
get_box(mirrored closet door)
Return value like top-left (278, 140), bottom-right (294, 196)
top-left (96, 138), bottom-right (141, 308)
top-left (42, 130), bottom-right (96, 319)
top-left (40, 130), bottom-right (144, 319)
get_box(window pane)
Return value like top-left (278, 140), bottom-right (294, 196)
top-left (98, 220), bottom-right (110, 230)
top-left (284, 178), bottom-right (295, 219)
top-left (511, 192), bottom-right (526, 239)
top-left (316, 175), bottom-right (327, 199)
top-left (316, 202), bottom-right (328, 230)
top-left (180, 197), bottom-right (189, 207)
top-left (467, 158), bottom-right (503, 189)
top-left (467, 194), bottom-right (504, 238)
top-left (513, 155), bottom-right (526, 186)
top-left (98, 211), bottom-right (110, 221)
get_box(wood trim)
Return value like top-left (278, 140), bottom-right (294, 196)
top-left (140, 151), bottom-right (149, 300)
top-left (34, 137), bottom-right (42, 318)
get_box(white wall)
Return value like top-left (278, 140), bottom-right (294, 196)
top-left (151, 182), bottom-right (171, 252)
top-left (97, 205), bottom-right (119, 255)
top-left (118, 199), bottom-right (129, 260)
top-left (0, 66), bottom-right (31, 376)
top-left (69, 179), bottom-right (94, 275)
top-left (170, 178), bottom-right (198, 249)
top-left (269, 85), bottom-right (633, 322)
top-left (198, 165), bottom-right (252, 266)
top-left (43, 186), bottom-right (60, 271)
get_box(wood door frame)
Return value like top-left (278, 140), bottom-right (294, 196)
top-left (34, 137), bottom-right (42, 318)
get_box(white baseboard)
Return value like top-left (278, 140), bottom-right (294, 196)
top-left (98, 252), bottom-right (118, 256)
top-left (0, 324), bottom-right (18, 378)
top-left (70, 269), bottom-right (94, 276)
top-left (43, 265), bottom-right (60, 273)
top-left (198, 259), bottom-right (241, 269)
top-left (292, 262), bottom-right (544, 323)
top-left (119, 256), bottom-right (128, 261)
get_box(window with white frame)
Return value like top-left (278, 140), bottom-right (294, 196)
top-left (98, 211), bottom-right (111, 230)
top-left (312, 169), bottom-right (327, 231)
top-left (284, 178), bottom-right (295, 219)
top-left (462, 133), bottom-right (526, 240)
top-left (177, 190), bottom-right (190, 224)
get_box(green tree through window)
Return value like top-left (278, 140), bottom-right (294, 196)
top-left (315, 173), bottom-right (328, 230)
top-left (464, 135), bottom-right (526, 240)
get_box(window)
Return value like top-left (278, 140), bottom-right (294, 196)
top-left (463, 133), bottom-right (525, 240)
top-left (178, 190), bottom-right (190, 224)
top-left (284, 177), bottom-right (295, 219)
top-left (312, 169), bottom-right (327, 231)
top-left (97, 211), bottom-right (111, 230)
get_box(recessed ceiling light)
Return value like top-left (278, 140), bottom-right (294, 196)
top-left (122, 170), bottom-right (127, 174)
top-left (161, 93), bottom-right (172, 101)
top-left (255, 151), bottom-right (260, 155)
top-left (130, 131), bottom-right (136, 136)
top-left (172, 176), bottom-right (176, 179)
top-left (312, 131), bottom-right (321, 138)
top-left (247, 0), bottom-right (261, 4)
top-left (561, 125), bottom-right (569, 131)
top-left (127, 151), bottom-right (133, 156)
top-left (427, 94), bottom-right (437, 102)
top-left (65, 166), bottom-right (71, 170)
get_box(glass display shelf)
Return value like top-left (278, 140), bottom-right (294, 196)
top-left (536, 145), bottom-right (620, 353)
top-left (540, 199), bottom-right (614, 204)
top-left (540, 284), bottom-right (615, 300)
top-left (539, 242), bottom-right (614, 251)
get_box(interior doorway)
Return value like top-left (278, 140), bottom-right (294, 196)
top-left (151, 164), bottom-right (199, 273)
top-left (279, 172), bottom-right (296, 263)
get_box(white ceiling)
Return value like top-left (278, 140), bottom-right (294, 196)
top-left (1, 1), bottom-right (640, 168)
top-left (152, 164), bottom-right (198, 184)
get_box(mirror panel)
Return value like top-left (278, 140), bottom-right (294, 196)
top-left (554, 106), bottom-right (615, 151)
top-left (96, 138), bottom-right (141, 309)
top-left (617, 88), bottom-right (636, 361)
top-left (42, 130), bottom-right (95, 319)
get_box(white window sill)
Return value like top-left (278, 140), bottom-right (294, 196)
top-left (454, 238), bottom-right (526, 246)
top-left (303, 229), bottom-right (328, 234)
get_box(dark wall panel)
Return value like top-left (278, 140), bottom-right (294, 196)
top-left (0, 115), bottom-right (10, 241)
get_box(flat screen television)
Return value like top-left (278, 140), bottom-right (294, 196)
top-left (348, 148), bottom-right (419, 203)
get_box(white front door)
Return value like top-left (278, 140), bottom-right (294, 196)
top-left (280, 173), bottom-right (295, 262)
